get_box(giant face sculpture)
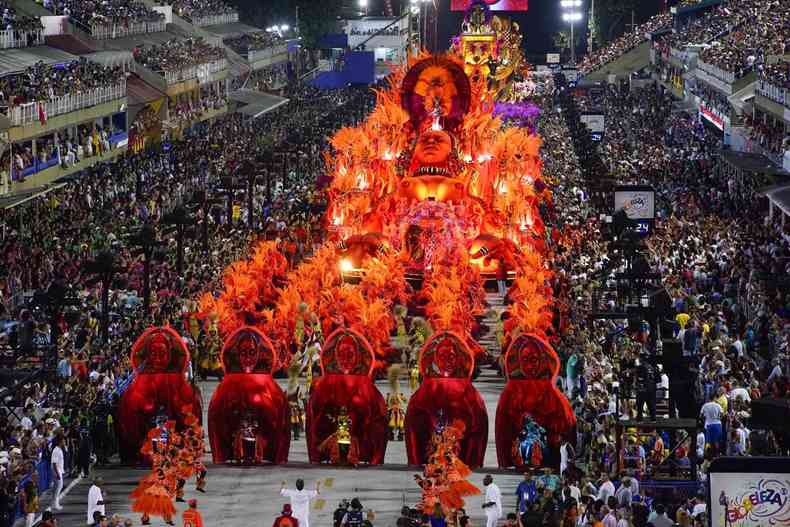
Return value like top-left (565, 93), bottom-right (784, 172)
top-left (433, 337), bottom-right (459, 377)
top-left (413, 130), bottom-right (453, 167)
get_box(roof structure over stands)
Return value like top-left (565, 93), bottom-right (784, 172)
top-left (230, 90), bottom-right (288, 119)
top-left (761, 184), bottom-right (790, 218)
top-left (720, 150), bottom-right (790, 179)
top-left (0, 183), bottom-right (66, 210)
top-left (127, 75), bottom-right (166, 107)
top-left (0, 46), bottom-right (77, 75)
top-left (84, 50), bottom-right (135, 69)
top-left (203, 22), bottom-right (264, 39)
top-left (104, 30), bottom-right (187, 52)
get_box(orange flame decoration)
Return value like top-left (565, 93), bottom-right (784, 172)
top-left (200, 49), bottom-right (558, 369)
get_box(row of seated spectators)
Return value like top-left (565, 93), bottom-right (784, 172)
top-left (578, 13), bottom-right (672, 75)
top-left (167, 90), bottom-right (227, 124)
top-left (742, 113), bottom-right (789, 158)
top-left (0, 59), bottom-right (125, 107)
top-left (0, 124), bottom-right (119, 176)
top-left (657, 0), bottom-right (778, 62)
top-left (166, 0), bottom-right (236, 21)
top-left (246, 64), bottom-right (290, 92)
top-left (40, 0), bottom-right (163, 28)
top-left (1, 3), bottom-right (43, 33)
top-left (697, 0), bottom-right (790, 79)
top-left (759, 61), bottom-right (790, 89)
top-left (133, 38), bottom-right (225, 74)
top-left (224, 32), bottom-right (284, 55)
top-left (692, 83), bottom-right (732, 116)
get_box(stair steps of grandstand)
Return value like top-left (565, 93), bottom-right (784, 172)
top-left (582, 41), bottom-right (651, 82)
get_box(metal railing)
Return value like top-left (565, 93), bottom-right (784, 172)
top-left (6, 82), bottom-right (126, 126)
top-left (697, 58), bottom-right (754, 84)
top-left (89, 19), bottom-right (166, 40)
top-left (0, 29), bottom-right (44, 49)
top-left (757, 78), bottom-right (790, 110)
top-left (248, 44), bottom-right (288, 64)
top-left (162, 59), bottom-right (227, 85)
top-left (187, 12), bottom-right (238, 27)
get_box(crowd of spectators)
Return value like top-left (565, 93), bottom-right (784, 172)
top-left (41, 0), bottom-right (164, 29)
top-left (167, 0), bottom-right (237, 22)
top-left (349, 26), bottom-right (402, 36)
top-left (1, 3), bottom-right (43, 34)
top-left (742, 112), bottom-right (789, 158)
top-left (167, 89), bottom-right (227, 125)
top-left (224, 32), bottom-right (284, 55)
top-left (133, 38), bottom-right (225, 74)
top-left (578, 13), bottom-right (672, 75)
top-left (502, 73), bottom-right (790, 527)
top-left (0, 81), bottom-right (376, 526)
top-left (759, 60), bottom-right (790, 90)
top-left (697, 1), bottom-right (790, 79)
top-left (0, 59), bottom-right (125, 107)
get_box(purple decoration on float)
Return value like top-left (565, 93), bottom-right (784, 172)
top-left (493, 102), bottom-right (542, 131)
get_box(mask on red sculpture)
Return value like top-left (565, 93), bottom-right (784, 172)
top-left (238, 336), bottom-right (259, 373)
top-left (335, 335), bottom-right (358, 374)
top-left (147, 333), bottom-right (172, 373)
top-left (517, 339), bottom-right (555, 380)
top-left (433, 337), bottom-right (459, 377)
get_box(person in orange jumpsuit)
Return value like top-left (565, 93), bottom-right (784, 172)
top-left (182, 499), bottom-right (204, 527)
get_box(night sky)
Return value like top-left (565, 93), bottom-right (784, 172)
top-left (229, 0), bottom-right (663, 58)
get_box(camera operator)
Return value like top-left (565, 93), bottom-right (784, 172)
top-left (635, 353), bottom-right (657, 420)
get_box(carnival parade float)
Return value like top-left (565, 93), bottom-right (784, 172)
top-left (119, 1), bottom-right (574, 475)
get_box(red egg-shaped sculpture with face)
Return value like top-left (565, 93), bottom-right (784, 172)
top-left (306, 328), bottom-right (388, 465)
top-left (117, 326), bottom-right (202, 464)
top-left (405, 331), bottom-right (488, 468)
top-left (495, 333), bottom-right (576, 469)
top-left (208, 326), bottom-right (290, 464)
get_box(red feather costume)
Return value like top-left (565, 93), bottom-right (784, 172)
top-left (405, 332), bottom-right (488, 468)
top-left (495, 334), bottom-right (576, 468)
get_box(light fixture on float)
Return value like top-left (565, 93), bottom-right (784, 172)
top-left (339, 259), bottom-right (354, 273)
top-left (477, 153), bottom-right (492, 163)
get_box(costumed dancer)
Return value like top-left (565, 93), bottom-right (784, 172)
top-left (182, 499), bottom-right (203, 527)
top-left (318, 406), bottom-right (359, 466)
top-left (393, 305), bottom-right (409, 363)
top-left (386, 365), bottom-right (407, 441)
top-left (287, 361), bottom-right (305, 440)
top-left (131, 421), bottom-right (179, 526)
top-left (513, 414), bottom-right (547, 468)
top-left (199, 317), bottom-right (223, 380)
top-left (182, 406), bottom-right (206, 493)
top-left (414, 417), bottom-right (480, 518)
top-left (232, 415), bottom-right (260, 464)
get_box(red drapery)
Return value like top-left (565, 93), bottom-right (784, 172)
top-left (208, 373), bottom-right (290, 464)
top-left (405, 378), bottom-right (488, 468)
top-left (306, 373), bottom-right (388, 464)
top-left (117, 373), bottom-right (202, 464)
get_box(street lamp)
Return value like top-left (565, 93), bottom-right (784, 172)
top-left (561, 8), bottom-right (583, 65)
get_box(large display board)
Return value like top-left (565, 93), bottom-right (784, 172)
top-left (451, 0), bottom-right (529, 11)
top-left (708, 457), bottom-right (790, 527)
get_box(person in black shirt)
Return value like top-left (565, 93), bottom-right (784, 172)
top-left (636, 354), bottom-right (657, 420)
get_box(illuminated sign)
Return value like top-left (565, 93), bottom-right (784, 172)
top-left (451, 0), bottom-right (529, 11)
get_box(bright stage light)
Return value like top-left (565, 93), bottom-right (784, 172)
top-left (280, 24), bottom-right (289, 31)
top-left (562, 12), bottom-right (583, 22)
top-left (339, 259), bottom-right (354, 272)
top-left (359, 0), bottom-right (368, 6)
top-left (560, 0), bottom-right (582, 7)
